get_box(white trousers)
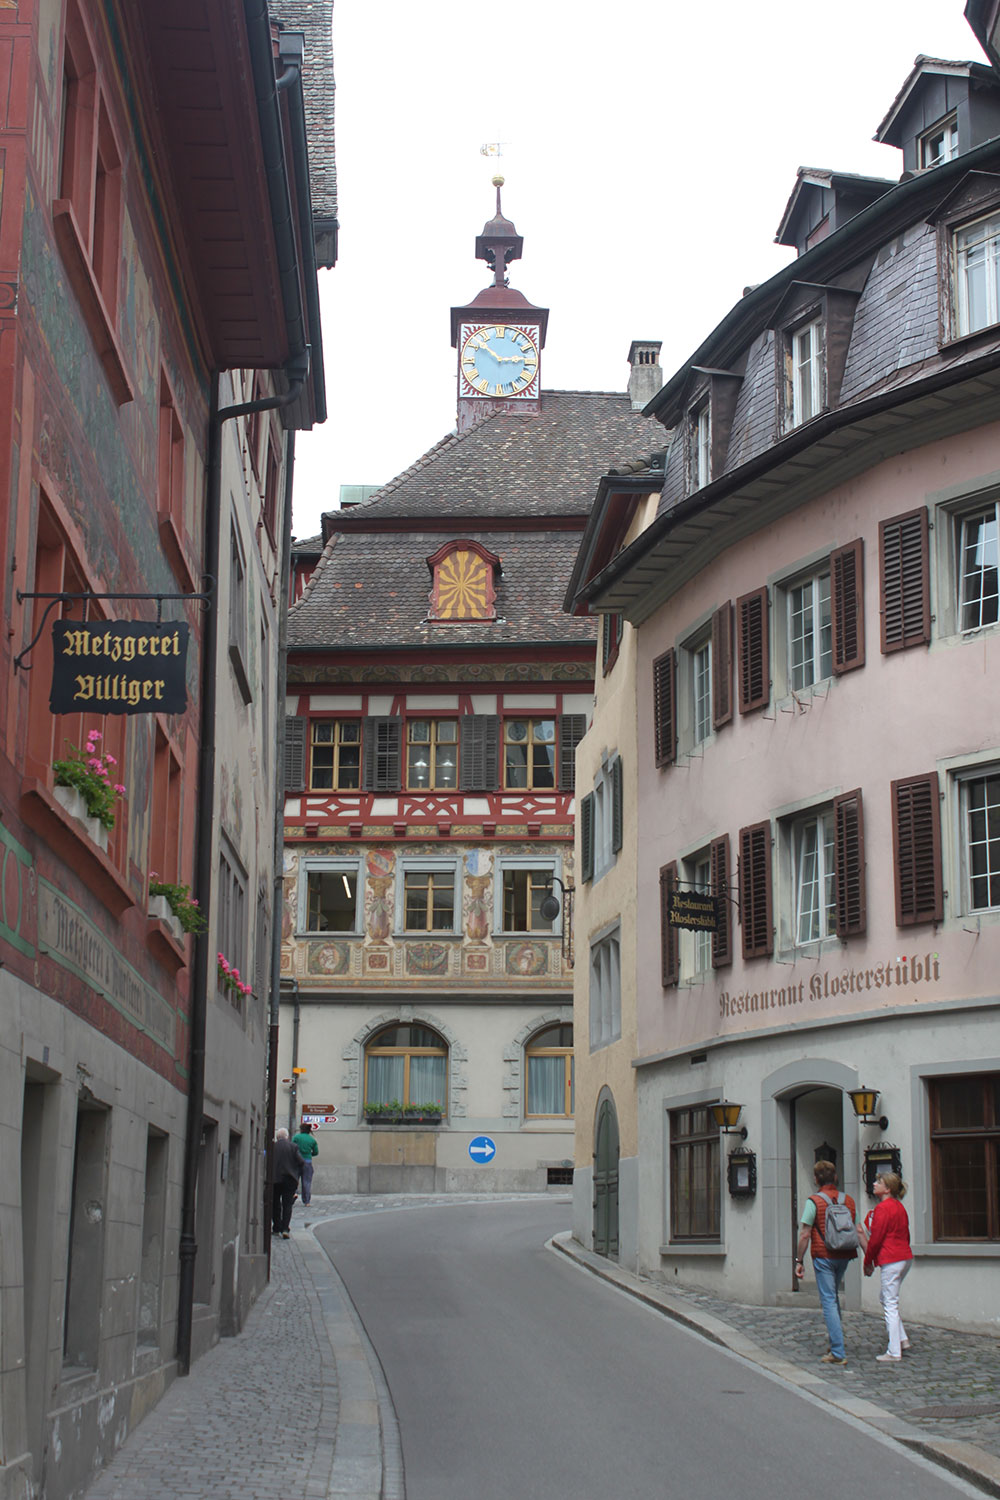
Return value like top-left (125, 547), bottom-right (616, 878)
top-left (879, 1259), bottom-right (911, 1357)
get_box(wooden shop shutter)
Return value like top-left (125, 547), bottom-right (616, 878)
top-left (580, 793), bottom-right (595, 883)
top-left (559, 714), bottom-right (588, 791)
top-left (737, 586), bottom-right (769, 713)
top-left (891, 772), bottom-right (943, 926)
top-left (830, 538), bottom-right (865, 674)
top-left (611, 755), bottom-right (623, 853)
top-left (879, 508), bottom-right (930, 654)
top-left (660, 861), bottom-right (679, 988)
top-left (739, 821), bottom-right (773, 958)
top-left (459, 715), bottom-right (500, 790)
top-left (833, 788), bottom-right (866, 937)
top-left (653, 647), bottom-right (676, 766)
top-left (710, 833), bottom-right (732, 968)
top-left (362, 716), bottom-right (402, 791)
top-left (712, 601), bottom-right (734, 729)
top-left (283, 716), bottom-right (307, 792)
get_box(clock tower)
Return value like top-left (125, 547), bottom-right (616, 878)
top-left (450, 178), bottom-right (549, 433)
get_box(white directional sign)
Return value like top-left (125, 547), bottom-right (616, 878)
top-left (468, 1135), bottom-right (497, 1163)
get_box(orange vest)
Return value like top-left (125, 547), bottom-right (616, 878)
top-left (809, 1187), bottom-right (858, 1260)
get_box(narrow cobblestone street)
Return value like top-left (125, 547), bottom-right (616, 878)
top-left (82, 1196), bottom-right (1000, 1500)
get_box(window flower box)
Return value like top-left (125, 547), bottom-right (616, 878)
top-left (147, 894), bottom-right (184, 945)
top-left (53, 783), bottom-right (108, 853)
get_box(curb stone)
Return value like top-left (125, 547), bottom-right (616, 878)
top-left (549, 1232), bottom-right (1000, 1499)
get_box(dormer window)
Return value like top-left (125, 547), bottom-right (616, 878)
top-left (790, 317), bottom-right (823, 428)
top-left (954, 210), bottom-right (1000, 336)
top-left (920, 113), bottom-right (958, 169)
top-left (694, 403), bottom-right (711, 489)
top-left (426, 539), bottom-right (500, 622)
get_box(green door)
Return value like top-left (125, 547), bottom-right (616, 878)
top-left (593, 1097), bottom-right (619, 1258)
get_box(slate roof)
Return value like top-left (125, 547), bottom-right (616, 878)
top-left (340, 391), bottom-right (654, 520)
top-left (288, 527), bottom-right (598, 648)
top-left (272, 0), bottom-right (337, 254)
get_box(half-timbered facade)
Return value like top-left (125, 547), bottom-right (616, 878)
top-left (280, 195), bottom-right (658, 1191)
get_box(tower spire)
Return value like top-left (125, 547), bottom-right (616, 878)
top-left (474, 176), bottom-right (523, 289)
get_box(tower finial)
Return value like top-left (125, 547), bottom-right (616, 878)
top-left (475, 179), bottom-right (522, 288)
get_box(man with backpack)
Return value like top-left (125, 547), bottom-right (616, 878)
top-left (794, 1159), bottom-right (860, 1366)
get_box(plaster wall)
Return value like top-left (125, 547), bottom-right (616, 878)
top-left (635, 1000), bottom-right (999, 1333)
top-left (634, 425), bottom-right (1000, 1063)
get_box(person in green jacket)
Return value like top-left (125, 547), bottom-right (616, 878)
top-left (292, 1121), bottom-right (319, 1205)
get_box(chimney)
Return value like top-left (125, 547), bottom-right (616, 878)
top-left (627, 340), bottom-right (663, 410)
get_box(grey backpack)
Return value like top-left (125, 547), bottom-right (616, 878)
top-left (815, 1192), bottom-right (858, 1253)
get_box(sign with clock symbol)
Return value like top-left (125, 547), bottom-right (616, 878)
top-left (460, 323), bottom-right (539, 399)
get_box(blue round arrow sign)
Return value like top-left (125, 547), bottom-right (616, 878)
top-left (468, 1135), bottom-right (496, 1163)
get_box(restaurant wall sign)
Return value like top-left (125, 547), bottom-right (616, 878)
top-left (49, 620), bottom-right (190, 715)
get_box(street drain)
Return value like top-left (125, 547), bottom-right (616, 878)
top-left (908, 1401), bottom-right (1000, 1419)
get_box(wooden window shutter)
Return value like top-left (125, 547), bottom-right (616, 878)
top-left (559, 714), bottom-right (587, 790)
top-left (580, 793), bottom-right (595, 883)
top-left (459, 715), bottom-right (500, 790)
top-left (710, 833), bottom-right (732, 968)
top-left (830, 538), bottom-right (865, 674)
top-left (660, 861), bottom-right (679, 987)
top-left (611, 755), bottom-right (623, 853)
top-left (891, 772), bottom-right (943, 926)
top-left (737, 586), bottom-right (770, 713)
top-left (653, 648), bottom-right (676, 766)
top-left (879, 508), bottom-right (930, 654)
top-left (362, 717), bottom-right (402, 791)
top-left (283, 716), bottom-right (307, 792)
top-left (712, 601), bottom-right (733, 728)
top-left (739, 821), bottom-right (773, 958)
top-left (833, 788), bottom-right (866, 937)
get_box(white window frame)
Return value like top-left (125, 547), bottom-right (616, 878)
top-left (589, 922), bottom-right (621, 1050)
top-left (693, 402), bottom-right (711, 490)
top-left (957, 499), bottom-right (1000, 633)
top-left (592, 756), bottom-right (619, 881)
top-left (954, 211), bottom-right (1000, 338)
top-left (788, 807), bottom-right (836, 947)
top-left (679, 850), bottom-right (714, 979)
top-left (494, 855), bottom-right (562, 935)
top-left (692, 639), bottom-right (712, 746)
top-left (785, 570), bottom-right (832, 691)
top-left (920, 113), bottom-right (958, 169)
top-left (395, 857), bottom-right (461, 934)
top-left (955, 764), bottom-right (1000, 915)
top-left (790, 317), bottom-right (823, 428)
top-left (298, 857), bottom-right (364, 935)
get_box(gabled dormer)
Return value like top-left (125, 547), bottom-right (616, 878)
top-left (775, 169), bottom-right (895, 257)
top-left (875, 56), bottom-right (1000, 173)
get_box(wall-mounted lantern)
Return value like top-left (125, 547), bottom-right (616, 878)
top-left (848, 1087), bottom-right (889, 1132)
top-left (710, 1101), bottom-right (748, 1139)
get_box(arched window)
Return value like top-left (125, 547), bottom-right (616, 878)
top-left (364, 1024), bottom-right (448, 1112)
top-left (525, 1024), bottom-right (574, 1118)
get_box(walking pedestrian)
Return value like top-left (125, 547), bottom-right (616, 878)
top-left (794, 1160), bottom-right (860, 1366)
top-left (272, 1127), bottom-right (303, 1239)
top-left (862, 1171), bottom-right (913, 1362)
top-left (292, 1120), bottom-right (319, 1205)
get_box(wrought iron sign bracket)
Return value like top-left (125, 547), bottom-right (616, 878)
top-left (13, 584), bottom-right (214, 674)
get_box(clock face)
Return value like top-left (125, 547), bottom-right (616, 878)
top-left (460, 324), bottom-right (539, 398)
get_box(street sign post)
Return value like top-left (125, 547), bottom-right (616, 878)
top-left (468, 1135), bottom-right (496, 1163)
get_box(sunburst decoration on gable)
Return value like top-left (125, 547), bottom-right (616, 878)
top-left (427, 540), bottom-right (500, 622)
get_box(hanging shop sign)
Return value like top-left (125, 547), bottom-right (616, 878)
top-left (667, 889), bottom-right (721, 932)
top-left (49, 620), bottom-right (189, 715)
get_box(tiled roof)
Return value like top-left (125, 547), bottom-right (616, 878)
top-left (339, 391), bottom-right (654, 519)
top-left (288, 528), bottom-right (597, 648)
top-left (272, 0), bottom-right (337, 233)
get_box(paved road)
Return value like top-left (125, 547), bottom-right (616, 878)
top-left (316, 1198), bottom-right (984, 1500)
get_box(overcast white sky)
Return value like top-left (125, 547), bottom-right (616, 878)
top-left (290, 0), bottom-right (984, 540)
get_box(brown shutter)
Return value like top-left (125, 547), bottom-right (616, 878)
top-left (737, 586), bottom-right (769, 713)
top-left (833, 789), bottom-right (866, 937)
top-left (283, 716), bottom-right (307, 792)
top-left (739, 821), bottom-right (773, 958)
top-left (712, 601), bottom-right (733, 728)
top-left (710, 833), bottom-right (732, 968)
top-left (653, 648), bottom-right (676, 766)
top-left (879, 508), bottom-right (930, 654)
top-left (580, 793), bottom-right (595, 883)
top-left (891, 772), bottom-right (943, 925)
top-left (830, 538), bottom-right (865, 674)
top-left (558, 714), bottom-right (587, 790)
top-left (660, 861), bottom-right (679, 987)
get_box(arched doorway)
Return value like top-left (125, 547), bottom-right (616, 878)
top-left (593, 1092), bottom-right (619, 1258)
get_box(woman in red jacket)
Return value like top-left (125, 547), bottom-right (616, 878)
top-left (863, 1171), bottom-right (913, 1363)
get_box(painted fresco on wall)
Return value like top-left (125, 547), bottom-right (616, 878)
top-left (504, 941), bottom-right (548, 977)
top-left (365, 847), bottom-right (395, 941)
top-left (306, 940), bottom-right (349, 976)
top-left (36, 0), bottom-right (61, 98)
top-left (464, 874), bottom-right (491, 942)
top-left (405, 942), bottom-right (449, 976)
top-left (126, 718), bottom-right (153, 875)
top-left (119, 209), bottom-right (160, 437)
